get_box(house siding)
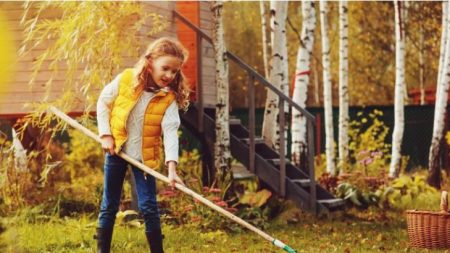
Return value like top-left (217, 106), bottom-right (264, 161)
top-left (0, 1), bottom-right (215, 117)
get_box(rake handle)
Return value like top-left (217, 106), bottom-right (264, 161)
top-left (48, 106), bottom-right (297, 252)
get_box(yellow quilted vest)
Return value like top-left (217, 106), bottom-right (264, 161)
top-left (110, 68), bottom-right (176, 169)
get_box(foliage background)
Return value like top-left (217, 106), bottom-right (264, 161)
top-left (223, 2), bottom-right (442, 108)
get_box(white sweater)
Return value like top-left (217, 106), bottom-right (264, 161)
top-left (96, 73), bottom-right (180, 164)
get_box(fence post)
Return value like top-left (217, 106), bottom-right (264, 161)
top-left (248, 74), bottom-right (256, 173)
top-left (197, 33), bottom-right (204, 133)
top-left (307, 120), bottom-right (317, 213)
top-left (279, 99), bottom-right (286, 198)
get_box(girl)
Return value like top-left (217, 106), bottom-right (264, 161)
top-left (95, 37), bottom-right (190, 253)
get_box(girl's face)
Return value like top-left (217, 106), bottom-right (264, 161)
top-left (149, 55), bottom-right (182, 89)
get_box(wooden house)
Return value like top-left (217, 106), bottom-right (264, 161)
top-left (408, 87), bottom-right (450, 105)
top-left (0, 1), bottom-right (216, 118)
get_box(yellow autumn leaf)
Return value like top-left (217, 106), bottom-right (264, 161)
top-left (376, 233), bottom-right (384, 241)
top-left (446, 132), bottom-right (450, 145)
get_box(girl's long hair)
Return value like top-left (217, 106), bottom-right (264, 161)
top-left (133, 37), bottom-right (190, 111)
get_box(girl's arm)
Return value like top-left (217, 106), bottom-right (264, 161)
top-left (161, 101), bottom-right (180, 165)
top-left (161, 101), bottom-right (183, 187)
top-left (97, 73), bottom-right (121, 154)
top-left (97, 73), bottom-right (121, 137)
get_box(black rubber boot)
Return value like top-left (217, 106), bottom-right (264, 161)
top-left (145, 229), bottom-right (164, 253)
top-left (94, 227), bottom-right (113, 253)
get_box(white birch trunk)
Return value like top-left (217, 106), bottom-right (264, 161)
top-left (389, 0), bottom-right (406, 178)
top-left (419, 23), bottom-right (425, 105)
top-left (279, 2), bottom-right (289, 112)
top-left (262, 1), bottom-right (288, 151)
top-left (437, 1), bottom-right (448, 106)
top-left (12, 128), bottom-right (28, 172)
top-left (403, 1), bottom-right (410, 103)
top-left (291, 1), bottom-right (316, 166)
top-left (260, 1), bottom-right (270, 79)
top-left (338, 1), bottom-right (349, 172)
top-left (319, 0), bottom-right (336, 175)
top-left (428, 0), bottom-right (450, 189)
top-left (277, 1), bottom-right (289, 147)
top-left (212, 1), bottom-right (232, 177)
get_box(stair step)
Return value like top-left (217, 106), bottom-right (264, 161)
top-left (233, 170), bottom-right (256, 179)
top-left (267, 158), bottom-right (291, 165)
top-left (240, 137), bottom-right (265, 145)
top-left (229, 118), bottom-right (241, 125)
top-left (231, 163), bottom-right (255, 179)
top-left (317, 198), bottom-right (346, 208)
top-left (291, 179), bottom-right (310, 187)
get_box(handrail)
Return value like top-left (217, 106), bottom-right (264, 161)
top-left (173, 10), bottom-right (315, 123)
top-left (173, 11), bottom-right (213, 44)
top-left (226, 53), bottom-right (315, 122)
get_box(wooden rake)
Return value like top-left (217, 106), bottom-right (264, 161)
top-left (48, 106), bottom-right (297, 253)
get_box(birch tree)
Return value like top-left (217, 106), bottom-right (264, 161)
top-left (437, 1), bottom-right (448, 101)
top-left (319, 0), bottom-right (336, 175)
top-left (338, 1), bottom-right (349, 172)
top-left (12, 129), bottom-right (28, 172)
top-left (428, 0), bottom-right (450, 189)
top-left (291, 1), bottom-right (316, 166)
top-left (260, 1), bottom-right (270, 79)
top-left (212, 1), bottom-right (232, 184)
top-left (389, 0), bottom-right (406, 178)
top-left (403, 2), bottom-right (410, 104)
top-left (419, 22), bottom-right (425, 105)
top-left (262, 1), bottom-right (288, 151)
top-left (276, 1), bottom-right (290, 109)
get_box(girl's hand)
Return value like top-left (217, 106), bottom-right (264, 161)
top-left (167, 161), bottom-right (184, 189)
top-left (100, 135), bottom-right (115, 155)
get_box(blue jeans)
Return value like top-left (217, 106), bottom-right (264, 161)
top-left (98, 153), bottom-right (161, 233)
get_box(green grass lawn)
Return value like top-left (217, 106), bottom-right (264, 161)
top-left (0, 208), bottom-right (446, 253)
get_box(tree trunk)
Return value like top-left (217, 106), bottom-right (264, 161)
top-left (11, 128), bottom-right (28, 172)
top-left (277, 1), bottom-right (289, 113)
top-left (262, 1), bottom-right (288, 151)
top-left (320, 0), bottom-right (336, 175)
top-left (389, 0), bottom-right (406, 178)
top-left (437, 1), bottom-right (448, 106)
top-left (260, 1), bottom-right (270, 79)
top-left (428, 1), bottom-right (450, 189)
top-left (291, 1), bottom-right (316, 167)
top-left (212, 1), bottom-right (232, 185)
top-left (419, 22), bottom-right (425, 105)
top-left (338, 0), bottom-right (349, 173)
top-left (12, 119), bottom-right (52, 177)
top-left (403, 1), bottom-right (410, 104)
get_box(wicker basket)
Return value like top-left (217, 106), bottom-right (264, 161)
top-left (406, 191), bottom-right (450, 249)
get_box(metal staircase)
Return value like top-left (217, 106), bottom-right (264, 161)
top-left (180, 106), bottom-right (345, 214)
top-left (174, 11), bottom-right (345, 214)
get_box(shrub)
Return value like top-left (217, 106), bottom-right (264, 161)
top-left (158, 150), bottom-right (277, 232)
top-left (376, 174), bottom-right (440, 210)
top-left (335, 173), bottom-right (440, 211)
top-left (315, 110), bottom-right (396, 178)
top-left (56, 121), bottom-right (104, 210)
top-left (0, 119), bottom-right (104, 217)
top-left (346, 109), bottom-right (392, 176)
